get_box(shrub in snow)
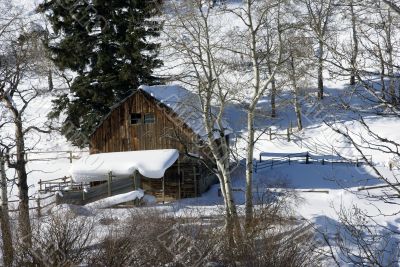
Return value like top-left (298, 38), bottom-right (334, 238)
top-left (89, 209), bottom-right (177, 266)
top-left (14, 212), bottom-right (95, 266)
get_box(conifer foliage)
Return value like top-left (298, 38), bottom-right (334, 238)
top-left (38, 0), bottom-right (163, 146)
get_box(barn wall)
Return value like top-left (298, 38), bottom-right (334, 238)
top-left (89, 91), bottom-right (199, 154)
top-left (88, 91), bottom-right (219, 199)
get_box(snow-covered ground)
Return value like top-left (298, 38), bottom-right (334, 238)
top-left (2, 0), bottom-right (400, 265)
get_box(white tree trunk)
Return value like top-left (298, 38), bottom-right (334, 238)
top-left (350, 1), bottom-right (358, 86)
top-left (290, 56), bottom-right (303, 131)
top-left (245, 111), bottom-right (254, 227)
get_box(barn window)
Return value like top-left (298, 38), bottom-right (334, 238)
top-left (130, 113), bottom-right (142, 125)
top-left (144, 113), bottom-right (155, 124)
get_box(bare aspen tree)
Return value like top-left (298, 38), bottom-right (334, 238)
top-left (349, 0), bottom-right (359, 86)
top-left (163, 0), bottom-right (242, 243)
top-left (298, 0), bottom-right (335, 99)
top-left (289, 47), bottom-right (304, 131)
top-left (284, 33), bottom-right (314, 131)
top-left (356, 1), bottom-right (399, 103)
top-left (319, 2), bottom-right (400, 262)
top-left (0, 9), bottom-right (51, 245)
top-left (226, 0), bottom-right (285, 228)
top-left (331, 0), bottom-right (400, 107)
top-left (380, 7), bottom-right (396, 104)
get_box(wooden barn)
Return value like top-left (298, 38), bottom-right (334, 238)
top-left (72, 85), bottom-right (229, 202)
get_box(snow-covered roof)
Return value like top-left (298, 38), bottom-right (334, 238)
top-left (70, 149), bottom-right (179, 182)
top-left (139, 85), bottom-right (231, 140)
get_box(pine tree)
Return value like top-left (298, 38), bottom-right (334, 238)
top-left (38, 0), bottom-right (163, 147)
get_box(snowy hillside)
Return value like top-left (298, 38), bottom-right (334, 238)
top-left (1, 0), bottom-right (400, 266)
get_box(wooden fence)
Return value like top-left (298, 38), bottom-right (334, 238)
top-left (38, 176), bottom-right (89, 193)
top-left (255, 152), bottom-right (373, 173)
top-left (10, 150), bottom-right (88, 163)
top-left (7, 193), bottom-right (56, 218)
top-left (38, 173), bottom-right (135, 205)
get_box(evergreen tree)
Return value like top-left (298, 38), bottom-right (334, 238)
top-left (38, 0), bottom-right (163, 147)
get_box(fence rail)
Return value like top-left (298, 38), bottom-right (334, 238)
top-left (38, 176), bottom-right (90, 194)
top-left (357, 183), bottom-right (400, 191)
top-left (6, 193), bottom-right (57, 217)
top-left (255, 152), bottom-right (373, 173)
top-left (9, 150), bottom-right (88, 163)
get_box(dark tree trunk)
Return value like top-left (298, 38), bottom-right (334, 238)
top-left (0, 155), bottom-right (14, 267)
top-left (377, 40), bottom-right (386, 101)
top-left (14, 118), bottom-right (32, 246)
top-left (317, 40), bottom-right (324, 100)
top-left (48, 69), bottom-right (53, 92)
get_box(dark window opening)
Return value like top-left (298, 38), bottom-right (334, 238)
top-left (144, 113), bottom-right (155, 124)
top-left (130, 113), bottom-right (142, 125)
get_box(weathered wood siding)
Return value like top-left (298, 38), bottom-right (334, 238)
top-left (88, 90), bottom-right (218, 200)
top-left (89, 91), bottom-right (199, 154)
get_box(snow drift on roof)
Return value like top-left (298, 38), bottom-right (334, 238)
top-left (70, 149), bottom-right (179, 182)
top-left (85, 190), bottom-right (145, 209)
top-left (139, 84), bottom-right (231, 140)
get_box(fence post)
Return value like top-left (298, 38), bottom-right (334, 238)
top-left (178, 172), bottom-right (181, 200)
top-left (288, 156), bottom-right (291, 165)
top-left (269, 128), bottom-right (272, 140)
top-left (193, 166), bottom-right (198, 197)
top-left (178, 157), bottom-right (181, 200)
top-left (287, 128), bottom-right (291, 142)
top-left (36, 197), bottom-right (41, 218)
top-left (39, 179), bottom-right (42, 192)
top-left (306, 152), bottom-right (309, 164)
top-left (82, 182), bottom-right (86, 201)
top-left (69, 151), bottom-right (73, 163)
top-left (162, 176), bottom-right (165, 204)
top-left (108, 171), bottom-right (113, 197)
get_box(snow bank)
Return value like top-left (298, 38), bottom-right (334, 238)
top-left (85, 190), bottom-right (145, 209)
top-left (70, 149), bottom-right (179, 182)
top-left (51, 204), bottom-right (93, 217)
